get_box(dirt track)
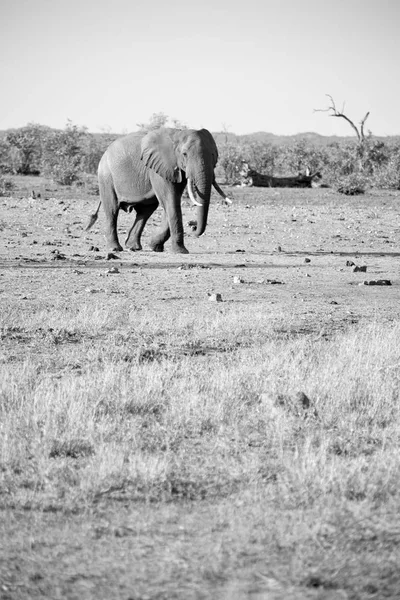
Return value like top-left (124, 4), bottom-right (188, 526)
top-left (1, 182), bottom-right (400, 337)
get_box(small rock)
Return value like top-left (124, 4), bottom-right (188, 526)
top-left (346, 260), bottom-right (355, 267)
top-left (304, 257), bottom-right (311, 263)
top-left (353, 265), bottom-right (367, 272)
top-left (235, 249), bottom-right (245, 253)
top-left (89, 245), bottom-right (99, 252)
top-left (360, 280), bottom-right (392, 286)
top-left (233, 276), bottom-right (244, 284)
top-left (72, 269), bottom-right (83, 274)
top-left (276, 246), bottom-right (282, 252)
top-left (106, 267), bottom-right (120, 274)
top-left (266, 279), bottom-right (284, 285)
top-left (295, 391), bottom-right (311, 409)
top-left (330, 300), bottom-right (339, 305)
top-left (51, 250), bottom-right (66, 260)
top-left (208, 293), bottom-right (223, 302)
top-left (187, 220), bottom-right (197, 231)
top-left (106, 252), bottom-right (119, 260)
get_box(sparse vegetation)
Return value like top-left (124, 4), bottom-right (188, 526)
top-left (2, 116), bottom-right (400, 191)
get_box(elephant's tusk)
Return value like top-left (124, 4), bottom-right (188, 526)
top-left (212, 180), bottom-right (233, 204)
top-left (187, 178), bottom-right (203, 207)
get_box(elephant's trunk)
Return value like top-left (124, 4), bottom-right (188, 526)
top-left (188, 168), bottom-right (213, 237)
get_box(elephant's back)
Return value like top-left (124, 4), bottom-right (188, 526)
top-left (105, 132), bottom-right (143, 163)
top-left (101, 133), bottom-right (146, 175)
top-left (99, 132), bottom-right (151, 198)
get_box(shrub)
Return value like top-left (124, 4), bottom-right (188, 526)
top-left (335, 172), bottom-right (369, 195)
top-left (5, 123), bottom-right (50, 175)
top-left (41, 121), bottom-right (88, 185)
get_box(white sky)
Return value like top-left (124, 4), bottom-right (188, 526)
top-left (1, 0), bottom-right (399, 136)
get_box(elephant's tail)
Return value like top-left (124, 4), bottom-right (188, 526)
top-left (85, 201), bottom-right (102, 231)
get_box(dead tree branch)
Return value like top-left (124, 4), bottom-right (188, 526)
top-left (314, 95), bottom-right (370, 144)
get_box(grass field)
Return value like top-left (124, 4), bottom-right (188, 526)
top-left (1, 177), bottom-right (400, 599)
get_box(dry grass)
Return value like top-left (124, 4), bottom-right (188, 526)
top-left (1, 298), bottom-right (400, 598)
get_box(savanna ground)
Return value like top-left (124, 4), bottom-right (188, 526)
top-left (1, 175), bottom-right (400, 600)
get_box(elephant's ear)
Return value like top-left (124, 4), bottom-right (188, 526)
top-left (199, 129), bottom-right (219, 166)
top-left (140, 129), bottom-right (182, 182)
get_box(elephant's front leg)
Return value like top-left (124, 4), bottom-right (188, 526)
top-left (125, 199), bottom-right (159, 251)
top-left (150, 175), bottom-right (188, 254)
top-left (149, 210), bottom-right (171, 252)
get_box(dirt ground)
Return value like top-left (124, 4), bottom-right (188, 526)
top-left (1, 178), bottom-right (400, 600)
top-left (1, 177), bottom-right (400, 335)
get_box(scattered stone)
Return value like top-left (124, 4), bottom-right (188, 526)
top-left (89, 245), bottom-right (100, 252)
top-left (295, 391), bottom-right (312, 410)
top-left (233, 276), bottom-right (244, 284)
top-left (360, 280), bottom-right (392, 286)
top-left (208, 293), bottom-right (223, 302)
top-left (187, 220), bottom-right (197, 231)
top-left (51, 250), bottom-right (66, 260)
top-left (304, 257), bottom-right (311, 263)
top-left (106, 267), bottom-right (120, 274)
top-left (85, 288), bottom-right (101, 293)
top-left (346, 260), bottom-right (355, 267)
top-left (72, 269), bottom-right (83, 274)
top-left (353, 265), bottom-right (367, 272)
top-left (106, 252), bottom-right (119, 260)
top-left (20, 231), bottom-right (28, 237)
top-left (266, 279), bottom-right (284, 285)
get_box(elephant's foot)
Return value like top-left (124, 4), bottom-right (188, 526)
top-left (150, 242), bottom-right (165, 252)
top-left (126, 242), bottom-right (142, 252)
top-left (108, 243), bottom-right (123, 252)
top-left (171, 244), bottom-right (189, 254)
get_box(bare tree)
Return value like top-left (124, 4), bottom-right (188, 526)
top-left (314, 95), bottom-right (370, 145)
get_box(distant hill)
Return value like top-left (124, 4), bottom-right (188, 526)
top-left (212, 131), bottom-right (400, 146)
top-left (1, 126), bottom-right (399, 147)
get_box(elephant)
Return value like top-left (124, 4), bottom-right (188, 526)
top-left (85, 128), bottom-right (232, 254)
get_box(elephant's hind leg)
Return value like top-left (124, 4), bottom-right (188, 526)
top-left (125, 199), bottom-right (159, 251)
top-left (99, 177), bottom-right (123, 252)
